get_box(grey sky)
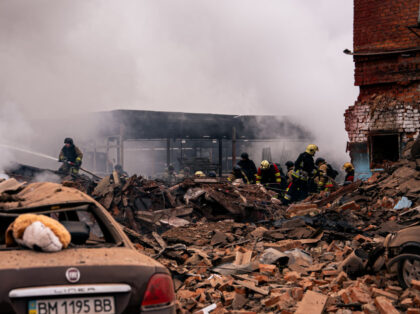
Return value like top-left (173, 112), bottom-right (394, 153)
top-left (0, 0), bottom-right (357, 162)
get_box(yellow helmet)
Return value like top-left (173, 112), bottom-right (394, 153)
top-left (194, 171), bottom-right (205, 177)
top-left (260, 160), bottom-right (270, 170)
top-left (342, 162), bottom-right (354, 171)
top-left (305, 144), bottom-right (319, 156)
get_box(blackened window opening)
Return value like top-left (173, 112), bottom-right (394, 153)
top-left (370, 134), bottom-right (400, 166)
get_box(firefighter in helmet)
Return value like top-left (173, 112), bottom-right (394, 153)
top-left (256, 160), bottom-right (281, 185)
top-left (194, 171), bottom-right (206, 177)
top-left (58, 138), bottom-right (83, 176)
top-left (284, 144), bottom-right (318, 203)
top-left (314, 157), bottom-right (334, 192)
top-left (343, 162), bottom-right (355, 185)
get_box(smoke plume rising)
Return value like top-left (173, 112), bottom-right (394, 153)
top-left (0, 0), bottom-right (357, 174)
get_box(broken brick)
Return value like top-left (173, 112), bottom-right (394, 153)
top-left (258, 263), bottom-right (277, 275)
top-left (295, 290), bottom-right (328, 314)
top-left (291, 287), bottom-right (304, 301)
top-left (374, 296), bottom-right (399, 314)
top-left (372, 287), bottom-right (399, 301)
top-left (284, 271), bottom-right (301, 282)
top-left (264, 295), bottom-right (281, 308)
top-left (339, 201), bottom-right (361, 212)
top-left (411, 279), bottom-right (420, 291)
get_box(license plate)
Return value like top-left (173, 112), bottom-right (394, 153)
top-left (28, 296), bottom-right (115, 314)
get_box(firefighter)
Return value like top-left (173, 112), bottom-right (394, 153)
top-left (256, 160), bottom-right (282, 188)
top-left (237, 152), bottom-right (257, 183)
top-left (58, 138), bottom-right (83, 176)
top-left (208, 171), bottom-right (217, 178)
top-left (343, 162), bottom-right (355, 185)
top-left (314, 158), bottom-right (334, 192)
top-left (194, 171), bottom-right (206, 177)
top-left (228, 165), bottom-right (250, 184)
top-left (284, 144), bottom-right (318, 204)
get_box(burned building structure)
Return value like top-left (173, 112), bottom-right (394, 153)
top-left (345, 0), bottom-right (420, 178)
top-left (30, 110), bottom-right (311, 178)
top-left (83, 110), bottom-right (311, 177)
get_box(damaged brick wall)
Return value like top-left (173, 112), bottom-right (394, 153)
top-left (345, 98), bottom-right (420, 143)
top-left (345, 0), bottom-right (420, 171)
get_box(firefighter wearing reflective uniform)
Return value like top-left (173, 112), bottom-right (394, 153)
top-left (58, 138), bottom-right (83, 175)
top-left (284, 144), bottom-right (318, 203)
top-left (256, 160), bottom-right (282, 187)
top-left (343, 162), bottom-right (355, 185)
top-left (228, 165), bottom-right (250, 184)
top-left (314, 158), bottom-right (333, 192)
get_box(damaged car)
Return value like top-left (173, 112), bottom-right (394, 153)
top-left (367, 225), bottom-right (420, 289)
top-left (383, 225), bottom-right (420, 288)
top-left (0, 180), bottom-right (175, 314)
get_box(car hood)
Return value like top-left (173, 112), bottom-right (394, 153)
top-left (384, 225), bottom-right (420, 248)
top-left (0, 247), bottom-right (162, 269)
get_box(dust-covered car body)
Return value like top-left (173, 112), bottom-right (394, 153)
top-left (383, 225), bottom-right (420, 288)
top-left (0, 181), bottom-right (175, 314)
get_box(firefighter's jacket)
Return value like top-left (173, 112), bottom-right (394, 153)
top-left (293, 152), bottom-right (316, 180)
top-left (59, 145), bottom-right (83, 163)
top-left (344, 169), bottom-right (355, 183)
top-left (237, 159), bottom-right (257, 183)
top-left (256, 164), bottom-right (281, 184)
top-left (315, 163), bottom-right (328, 188)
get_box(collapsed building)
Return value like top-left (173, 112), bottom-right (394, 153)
top-left (345, 0), bottom-right (420, 179)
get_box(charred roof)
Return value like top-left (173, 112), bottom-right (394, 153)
top-left (94, 110), bottom-right (311, 140)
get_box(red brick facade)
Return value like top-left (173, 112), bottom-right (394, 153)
top-left (354, 0), bottom-right (419, 53)
top-left (345, 0), bottom-right (420, 162)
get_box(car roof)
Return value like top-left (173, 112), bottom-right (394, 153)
top-left (0, 179), bottom-right (95, 212)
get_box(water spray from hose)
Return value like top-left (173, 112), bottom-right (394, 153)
top-left (0, 143), bottom-right (102, 179)
top-left (0, 143), bottom-right (58, 161)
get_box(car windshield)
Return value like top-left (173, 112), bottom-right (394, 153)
top-left (0, 204), bottom-right (120, 250)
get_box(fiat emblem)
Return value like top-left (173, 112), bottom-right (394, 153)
top-left (66, 267), bottom-right (80, 283)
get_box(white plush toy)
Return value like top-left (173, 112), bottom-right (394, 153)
top-left (16, 220), bottom-right (64, 252)
top-left (6, 214), bottom-right (71, 252)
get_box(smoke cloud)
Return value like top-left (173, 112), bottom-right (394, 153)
top-left (0, 103), bottom-right (33, 173)
top-left (0, 0), bottom-right (357, 173)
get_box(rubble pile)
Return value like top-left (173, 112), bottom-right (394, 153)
top-left (90, 175), bottom-right (285, 233)
top-left (107, 157), bottom-right (420, 313)
top-left (3, 150), bottom-right (419, 313)
top-left (311, 159), bottom-right (419, 205)
top-left (126, 213), bottom-right (420, 313)
top-left (295, 157), bottom-right (420, 234)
